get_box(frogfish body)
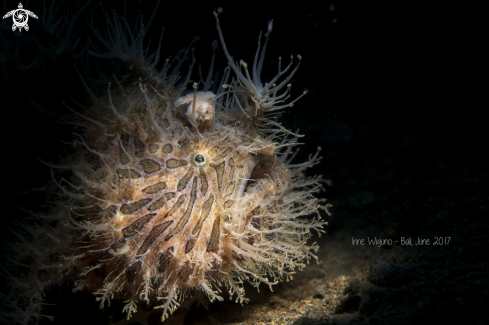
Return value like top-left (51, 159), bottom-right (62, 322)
top-left (1, 8), bottom-right (331, 325)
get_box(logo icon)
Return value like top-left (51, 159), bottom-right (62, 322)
top-left (2, 2), bottom-right (38, 32)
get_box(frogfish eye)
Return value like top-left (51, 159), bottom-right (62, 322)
top-left (194, 154), bottom-right (205, 164)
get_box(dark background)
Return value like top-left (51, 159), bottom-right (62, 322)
top-left (1, 0), bottom-right (486, 324)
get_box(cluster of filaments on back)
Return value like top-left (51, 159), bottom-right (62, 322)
top-left (87, 6), bottom-right (309, 137)
top-left (1, 6), bottom-right (331, 325)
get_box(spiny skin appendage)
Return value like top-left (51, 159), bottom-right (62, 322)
top-left (1, 9), bottom-right (332, 325)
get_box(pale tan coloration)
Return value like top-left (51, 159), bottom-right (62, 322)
top-left (175, 90), bottom-right (216, 131)
top-left (1, 7), bottom-right (332, 325)
top-left (68, 75), bottom-right (324, 318)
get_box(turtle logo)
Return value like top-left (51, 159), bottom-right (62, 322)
top-left (2, 2), bottom-right (38, 32)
